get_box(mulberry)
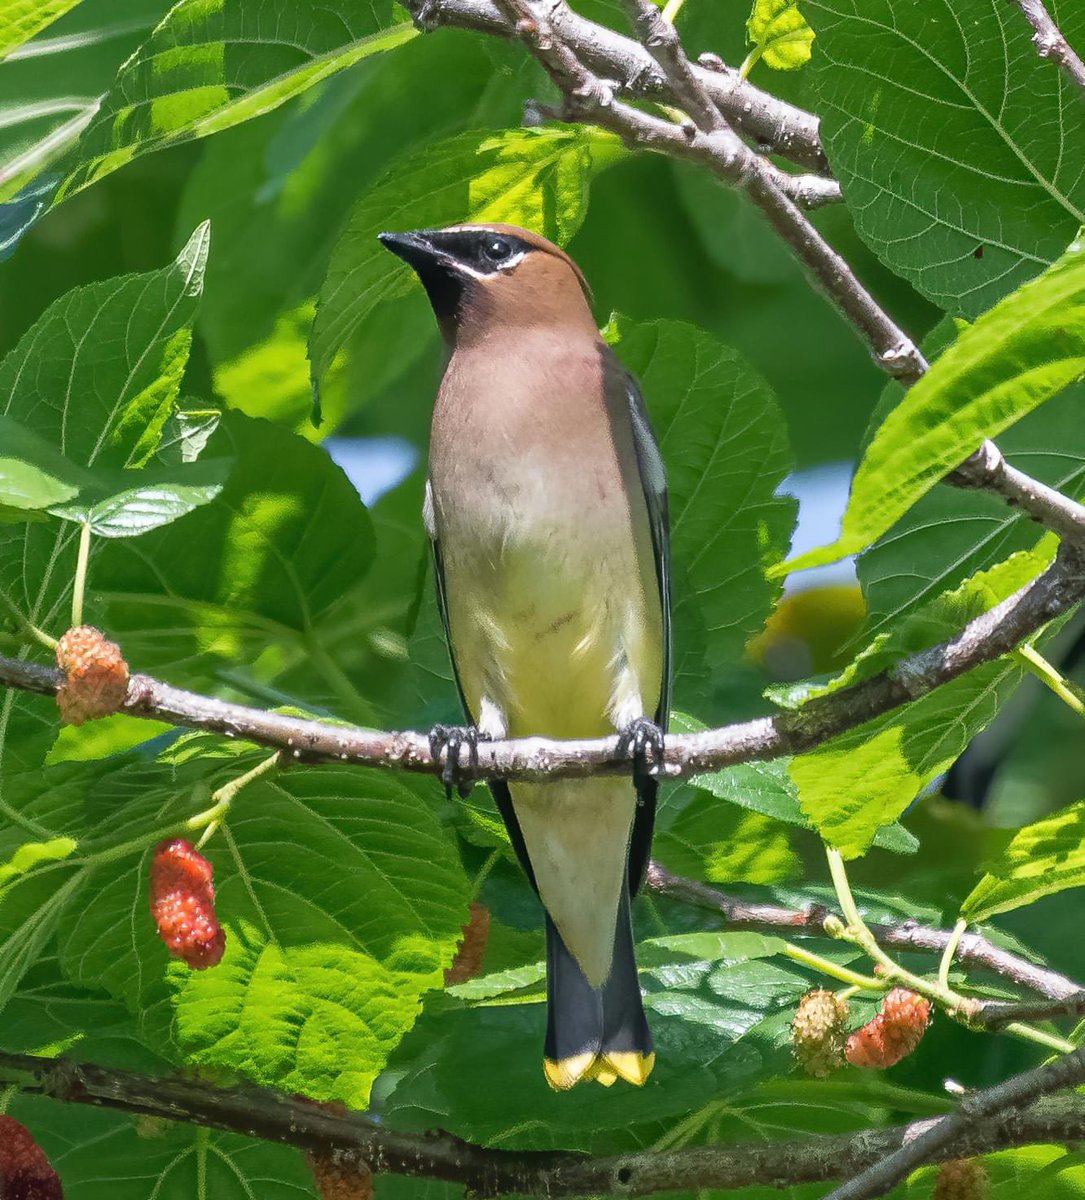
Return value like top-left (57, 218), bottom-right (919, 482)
top-left (55, 625), bottom-right (129, 725)
top-left (845, 987), bottom-right (931, 1069)
top-left (150, 838), bottom-right (225, 969)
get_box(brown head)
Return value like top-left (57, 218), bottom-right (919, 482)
top-left (378, 223), bottom-right (596, 346)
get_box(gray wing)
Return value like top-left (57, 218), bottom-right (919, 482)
top-left (618, 364), bottom-right (672, 729)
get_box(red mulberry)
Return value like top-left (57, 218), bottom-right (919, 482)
top-left (0, 1115), bottom-right (63, 1199)
top-left (150, 838), bottom-right (225, 969)
top-left (846, 987), bottom-right (931, 1069)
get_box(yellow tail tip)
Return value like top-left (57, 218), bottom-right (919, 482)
top-left (544, 1051), bottom-right (655, 1090)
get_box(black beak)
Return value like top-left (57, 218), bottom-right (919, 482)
top-left (378, 229), bottom-right (448, 273)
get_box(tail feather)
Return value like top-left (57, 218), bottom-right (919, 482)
top-left (543, 886), bottom-right (653, 1090)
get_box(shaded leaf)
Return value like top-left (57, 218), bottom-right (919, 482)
top-left (807, 0), bottom-right (1085, 317)
top-left (963, 798), bottom-right (1085, 921)
top-left (44, 1), bottom-right (413, 207)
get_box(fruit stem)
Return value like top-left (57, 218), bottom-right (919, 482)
top-left (782, 941), bottom-right (883, 991)
top-left (71, 521), bottom-right (92, 628)
top-left (188, 752), bottom-right (282, 848)
top-left (824, 846), bottom-right (1074, 1055)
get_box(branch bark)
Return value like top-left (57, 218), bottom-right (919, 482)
top-left (1008, 0), bottom-right (1085, 92)
top-left (4, 1049), bottom-right (1085, 1197)
top-left (3, 550), bottom-right (1083, 786)
top-left (410, 0), bottom-right (830, 171)
top-left (645, 862), bottom-right (1085, 1005)
top-left (824, 1044), bottom-right (1085, 1200)
top-left (480, 0), bottom-right (1085, 545)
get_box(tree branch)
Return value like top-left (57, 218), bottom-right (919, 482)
top-left (410, 0), bottom-right (830, 172)
top-left (825, 1044), bottom-right (1085, 1200)
top-left (644, 862), bottom-right (1085, 1004)
top-left (497, 0), bottom-right (924, 384)
top-left (1008, 0), bottom-right (1085, 92)
top-left (3, 550), bottom-right (1083, 786)
top-left (5, 1049), bottom-right (1085, 1196)
top-left (470, 0), bottom-right (1085, 547)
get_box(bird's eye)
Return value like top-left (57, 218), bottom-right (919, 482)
top-left (483, 236), bottom-right (513, 264)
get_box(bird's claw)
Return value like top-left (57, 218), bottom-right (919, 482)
top-left (618, 717), bottom-right (665, 790)
top-left (428, 723), bottom-right (486, 799)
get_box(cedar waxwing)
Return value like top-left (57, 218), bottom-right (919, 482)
top-left (379, 223), bottom-right (671, 1090)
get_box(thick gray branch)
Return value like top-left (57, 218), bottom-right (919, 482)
top-left (1009, 0), bottom-right (1085, 91)
top-left (3, 551), bottom-right (1083, 785)
top-left (410, 0), bottom-right (829, 171)
top-left (4, 1050), bottom-right (1085, 1196)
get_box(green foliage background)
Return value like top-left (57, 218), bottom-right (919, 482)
top-left (1, 0), bottom-right (1085, 1195)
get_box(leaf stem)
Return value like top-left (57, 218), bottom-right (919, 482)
top-left (1015, 642), bottom-right (1085, 716)
top-left (1003, 1021), bottom-right (1076, 1055)
top-left (70, 521), bottom-right (92, 629)
top-left (189, 752), bottom-right (282, 848)
top-left (660, 0), bottom-right (686, 22)
top-left (738, 46), bottom-right (762, 78)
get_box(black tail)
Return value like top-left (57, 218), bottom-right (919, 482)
top-left (542, 885), bottom-right (654, 1089)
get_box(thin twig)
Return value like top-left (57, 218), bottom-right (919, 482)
top-left (410, 0), bottom-right (829, 171)
top-left (1008, 0), bottom-right (1085, 92)
top-left (824, 1045), bottom-right (1085, 1200)
top-left (4, 1050), bottom-right (1085, 1196)
top-left (7, 550), bottom-right (1084, 785)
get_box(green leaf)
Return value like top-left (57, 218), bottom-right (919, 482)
top-left (0, 225), bottom-right (208, 818)
top-left (15, 1097), bottom-right (318, 1200)
top-left (746, 0), bottom-right (814, 71)
top-left (0, 0), bottom-right (170, 208)
top-left (606, 318), bottom-right (796, 705)
top-left (0, 836), bottom-right (77, 886)
top-left (0, 415), bottom-right (85, 513)
top-left (780, 234), bottom-right (1085, 573)
top-left (40, 2), bottom-right (413, 206)
top-left (0, 0), bottom-right (82, 60)
top-left (789, 549), bottom-right (1052, 855)
top-left (858, 382), bottom-right (1085, 646)
top-left (96, 411), bottom-right (377, 712)
top-left (806, 0), bottom-right (1085, 317)
top-left (50, 746), bottom-right (470, 1107)
top-left (50, 456), bottom-right (232, 538)
top-left (962, 798), bottom-right (1085, 921)
top-left (310, 126), bottom-right (626, 392)
top-left (0, 411), bottom-right (229, 535)
top-left (666, 717), bottom-right (918, 857)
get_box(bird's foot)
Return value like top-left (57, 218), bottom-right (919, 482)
top-left (428, 723), bottom-right (487, 800)
top-left (617, 717), bottom-right (665, 792)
